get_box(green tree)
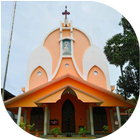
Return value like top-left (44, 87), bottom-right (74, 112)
top-left (119, 17), bottom-right (139, 71)
top-left (116, 65), bottom-right (139, 100)
top-left (104, 33), bottom-right (127, 77)
top-left (104, 16), bottom-right (139, 100)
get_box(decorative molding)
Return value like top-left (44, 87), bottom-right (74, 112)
top-left (59, 37), bottom-right (75, 42)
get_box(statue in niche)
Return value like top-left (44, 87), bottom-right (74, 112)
top-left (62, 40), bottom-right (71, 55)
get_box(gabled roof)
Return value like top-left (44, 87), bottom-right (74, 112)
top-left (34, 85), bottom-right (104, 106)
top-left (4, 74), bottom-right (136, 108)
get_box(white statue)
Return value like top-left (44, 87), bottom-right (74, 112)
top-left (63, 41), bottom-right (70, 55)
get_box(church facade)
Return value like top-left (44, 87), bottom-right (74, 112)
top-left (4, 7), bottom-right (135, 136)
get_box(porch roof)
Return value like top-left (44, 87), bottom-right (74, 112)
top-left (4, 74), bottom-right (136, 108)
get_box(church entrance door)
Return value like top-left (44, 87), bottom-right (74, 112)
top-left (62, 99), bottom-right (75, 133)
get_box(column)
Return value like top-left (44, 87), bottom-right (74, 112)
top-left (116, 106), bottom-right (121, 128)
top-left (110, 109), bottom-right (115, 132)
top-left (89, 106), bottom-right (94, 135)
top-left (86, 110), bottom-right (90, 132)
top-left (17, 107), bottom-right (22, 126)
top-left (44, 107), bottom-right (48, 135)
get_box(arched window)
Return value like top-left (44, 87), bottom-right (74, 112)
top-left (30, 107), bottom-right (44, 131)
top-left (93, 107), bottom-right (108, 131)
top-left (62, 99), bottom-right (75, 133)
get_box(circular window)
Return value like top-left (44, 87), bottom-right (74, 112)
top-left (65, 64), bottom-right (69, 67)
top-left (94, 71), bottom-right (98, 75)
top-left (37, 71), bottom-right (41, 76)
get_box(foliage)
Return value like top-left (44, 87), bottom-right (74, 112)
top-left (104, 33), bottom-right (126, 76)
top-left (1, 119), bottom-right (7, 124)
top-left (119, 17), bottom-right (139, 71)
top-left (117, 65), bottom-right (139, 100)
top-left (129, 97), bottom-right (140, 114)
top-left (27, 123), bottom-right (35, 131)
top-left (104, 16), bottom-right (139, 100)
top-left (18, 122), bottom-right (25, 134)
top-left (26, 120), bottom-right (29, 125)
top-left (102, 125), bottom-right (109, 134)
top-left (50, 127), bottom-right (61, 135)
top-left (10, 128), bottom-right (16, 134)
top-left (78, 126), bottom-right (88, 135)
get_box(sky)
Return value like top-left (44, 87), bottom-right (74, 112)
top-left (0, 1), bottom-right (136, 96)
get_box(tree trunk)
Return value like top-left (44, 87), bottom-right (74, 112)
top-left (120, 65), bottom-right (123, 77)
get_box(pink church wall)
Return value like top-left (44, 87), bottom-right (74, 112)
top-left (73, 28), bottom-right (91, 74)
top-left (87, 65), bottom-right (107, 89)
top-left (43, 29), bottom-right (60, 75)
top-left (29, 66), bottom-right (48, 90)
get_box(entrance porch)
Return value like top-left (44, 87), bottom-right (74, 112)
top-left (13, 87), bottom-right (123, 136)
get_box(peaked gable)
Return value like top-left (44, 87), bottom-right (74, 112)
top-left (5, 74), bottom-right (135, 108)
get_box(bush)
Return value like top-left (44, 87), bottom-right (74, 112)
top-left (27, 123), bottom-right (35, 131)
top-left (78, 126), bottom-right (88, 135)
top-left (1, 119), bottom-right (7, 124)
top-left (50, 127), bottom-right (61, 135)
top-left (102, 125), bottom-right (109, 133)
top-left (18, 122), bottom-right (25, 134)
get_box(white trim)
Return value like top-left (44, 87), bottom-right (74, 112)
top-left (44, 106), bottom-right (48, 135)
top-left (59, 37), bottom-right (75, 42)
top-left (51, 57), bottom-right (62, 79)
top-left (73, 26), bottom-right (93, 45)
top-left (87, 110), bottom-right (91, 132)
top-left (70, 20), bottom-right (73, 33)
top-left (17, 107), bottom-right (22, 126)
top-left (62, 27), bottom-right (71, 30)
top-left (60, 21), bottom-right (62, 33)
top-left (41, 27), bottom-right (59, 46)
top-left (116, 106), bottom-right (122, 128)
top-left (72, 57), bottom-right (84, 79)
top-left (89, 106), bottom-right (94, 135)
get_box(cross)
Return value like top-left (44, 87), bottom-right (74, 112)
top-left (62, 6), bottom-right (70, 19)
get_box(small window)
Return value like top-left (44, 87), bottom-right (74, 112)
top-left (94, 71), bottom-right (98, 75)
top-left (65, 64), bottom-right (69, 67)
top-left (37, 71), bottom-right (41, 76)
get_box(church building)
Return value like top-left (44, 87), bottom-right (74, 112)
top-left (4, 6), bottom-right (135, 136)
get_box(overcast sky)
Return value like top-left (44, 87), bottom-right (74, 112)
top-left (0, 1), bottom-right (135, 96)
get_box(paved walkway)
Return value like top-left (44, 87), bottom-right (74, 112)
top-left (24, 135), bottom-right (139, 140)
top-left (24, 137), bottom-right (139, 140)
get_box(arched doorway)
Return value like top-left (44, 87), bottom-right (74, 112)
top-left (62, 99), bottom-right (75, 133)
top-left (30, 107), bottom-right (44, 131)
top-left (93, 107), bottom-right (108, 131)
